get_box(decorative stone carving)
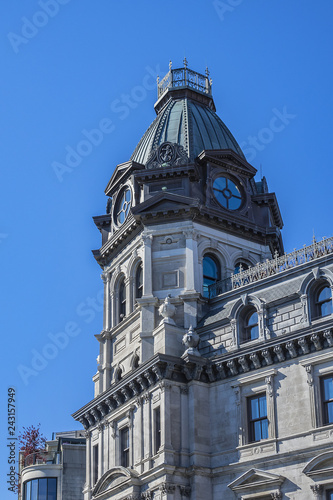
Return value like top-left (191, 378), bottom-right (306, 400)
top-left (159, 295), bottom-right (176, 325)
top-left (250, 353), bottom-right (261, 369)
top-left (105, 397), bottom-right (116, 412)
top-left (182, 325), bottom-right (200, 356)
top-left (146, 141), bottom-right (189, 169)
top-left (179, 485), bottom-right (191, 497)
top-left (265, 376), bottom-right (274, 398)
top-left (305, 365), bottom-right (313, 387)
top-left (238, 356), bottom-right (249, 372)
top-left (227, 359), bottom-right (238, 376)
top-left (310, 484), bottom-right (323, 498)
top-left (273, 345), bottom-right (285, 362)
top-left (97, 404), bottom-right (107, 417)
top-left (311, 333), bottom-right (322, 351)
top-left (262, 349), bottom-right (273, 365)
top-left (216, 362), bottom-right (226, 379)
top-left (286, 341), bottom-right (297, 358)
top-left (324, 329), bottom-right (333, 346)
top-left (298, 337), bottom-right (310, 354)
top-left (159, 482), bottom-right (176, 493)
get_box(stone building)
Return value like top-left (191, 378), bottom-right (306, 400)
top-left (19, 430), bottom-right (86, 500)
top-left (72, 61), bottom-right (333, 500)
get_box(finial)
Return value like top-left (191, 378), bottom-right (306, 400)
top-left (169, 60), bottom-right (172, 71)
top-left (312, 230), bottom-right (316, 244)
top-left (205, 66), bottom-right (210, 77)
top-left (183, 57), bottom-right (188, 69)
top-left (157, 75), bottom-right (159, 84)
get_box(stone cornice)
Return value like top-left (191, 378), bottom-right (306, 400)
top-left (73, 326), bottom-right (332, 431)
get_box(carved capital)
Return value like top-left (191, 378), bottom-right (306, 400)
top-left (159, 482), bottom-right (176, 494)
top-left (265, 375), bottom-right (273, 397)
top-left (310, 484), bottom-right (323, 498)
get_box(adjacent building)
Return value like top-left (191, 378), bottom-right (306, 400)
top-left (71, 61), bottom-right (333, 500)
top-left (19, 430), bottom-right (86, 500)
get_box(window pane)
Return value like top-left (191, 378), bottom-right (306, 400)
top-left (31, 480), bottom-right (38, 500)
top-left (253, 420), bottom-right (261, 441)
top-left (259, 395), bottom-right (267, 417)
top-left (25, 482), bottom-right (31, 500)
top-left (319, 286), bottom-right (331, 302)
top-left (38, 478), bottom-right (47, 500)
top-left (250, 325), bottom-right (259, 340)
top-left (228, 179), bottom-right (241, 197)
top-left (261, 419), bottom-right (269, 439)
top-left (250, 398), bottom-right (259, 419)
top-left (323, 377), bottom-right (333, 400)
top-left (327, 402), bottom-right (333, 424)
top-left (213, 177), bottom-right (226, 191)
top-left (47, 478), bottom-right (57, 500)
top-left (228, 195), bottom-right (242, 210)
top-left (248, 312), bottom-right (258, 326)
top-left (203, 257), bottom-right (218, 279)
top-left (321, 300), bottom-right (333, 317)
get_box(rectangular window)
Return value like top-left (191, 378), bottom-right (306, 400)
top-left (154, 407), bottom-right (161, 454)
top-left (321, 374), bottom-right (333, 425)
top-left (248, 393), bottom-right (268, 442)
top-left (23, 478), bottom-right (57, 500)
top-left (120, 427), bottom-right (129, 467)
top-left (93, 444), bottom-right (98, 485)
top-left (327, 491), bottom-right (333, 500)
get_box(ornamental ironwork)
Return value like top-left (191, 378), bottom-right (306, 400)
top-left (157, 62), bottom-right (212, 98)
top-left (208, 236), bottom-right (333, 298)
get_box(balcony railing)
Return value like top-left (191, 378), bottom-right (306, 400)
top-left (23, 451), bottom-right (61, 468)
top-left (208, 236), bottom-right (333, 298)
top-left (157, 59), bottom-right (212, 99)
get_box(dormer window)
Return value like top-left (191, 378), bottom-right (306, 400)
top-left (316, 285), bottom-right (333, 318)
top-left (310, 281), bottom-right (333, 320)
top-left (240, 307), bottom-right (259, 344)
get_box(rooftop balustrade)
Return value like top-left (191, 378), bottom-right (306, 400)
top-left (208, 236), bottom-right (333, 298)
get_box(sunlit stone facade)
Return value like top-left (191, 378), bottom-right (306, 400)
top-left (73, 62), bottom-right (333, 500)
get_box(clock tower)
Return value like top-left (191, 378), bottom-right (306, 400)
top-left (73, 60), bottom-right (285, 499)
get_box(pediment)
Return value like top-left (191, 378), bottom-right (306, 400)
top-left (228, 468), bottom-right (285, 493)
top-left (105, 161), bottom-right (144, 197)
top-left (92, 466), bottom-right (140, 498)
top-left (303, 452), bottom-right (333, 478)
top-left (197, 148), bottom-right (257, 177)
top-left (131, 192), bottom-right (199, 217)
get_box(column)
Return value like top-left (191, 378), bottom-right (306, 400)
top-left (101, 272), bottom-right (111, 330)
top-left (160, 382), bottom-right (174, 464)
top-left (183, 229), bottom-right (198, 291)
top-left (84, 431), bottom-right (92, 498)
top-left (180, 386), bottom-right (189, 467)
top-left (142, 234), bottom-right (153, 297)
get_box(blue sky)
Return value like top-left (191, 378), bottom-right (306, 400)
top-left (1, 1), bottom-right (333, 496)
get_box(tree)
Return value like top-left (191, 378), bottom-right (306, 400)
top-left (18, 423), bottom-right (47, 460)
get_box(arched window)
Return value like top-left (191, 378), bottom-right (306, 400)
top-left (240, 307), bottom-right (259, 343)
top-left (135, 263), bottom-right (143, 300)
top-left (314, 284), bottom-right (333, 319)
top-left (119, 278), bottom-right (126, 322)
top-left (203, 254), bottom-right (221, 298)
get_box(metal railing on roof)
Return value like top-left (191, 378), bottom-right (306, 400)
top-left (23, 450), bottom-right (61, 468)
top-left (208, 236), bottom-right (333, 298)
top-left (157, 59), bottom-right (212, 98)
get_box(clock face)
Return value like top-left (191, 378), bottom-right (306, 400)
top-left (213, 176), bottom-right (242, 210)
top-left (115, 187), bottom-right (132, 225)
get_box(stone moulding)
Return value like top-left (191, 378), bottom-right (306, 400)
top-left (73, 327), bottom-right (332, 430)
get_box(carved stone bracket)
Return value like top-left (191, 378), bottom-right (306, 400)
top-left (286, 341), bottom-right (297, 358)
top-left (311, 334), bottom-right (322, 351)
